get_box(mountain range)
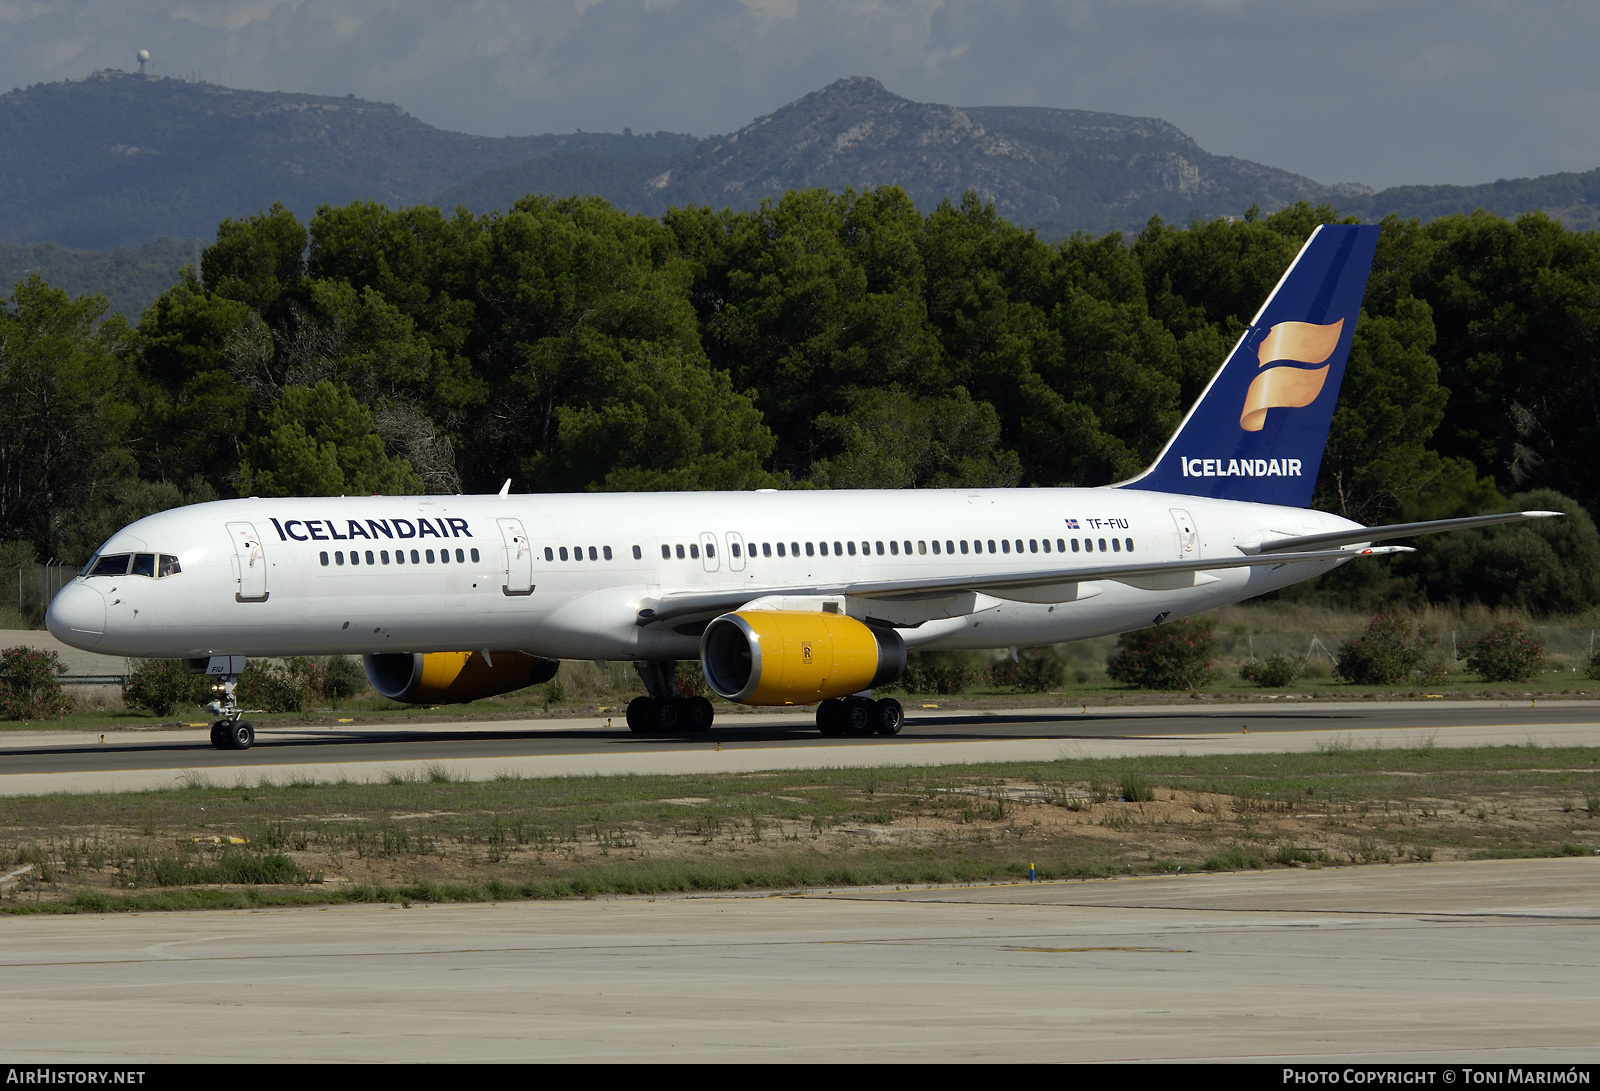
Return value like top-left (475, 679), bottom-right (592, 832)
top-left (2, 70), bottom-right (1595, 315)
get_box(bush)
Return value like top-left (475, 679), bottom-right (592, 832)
top-left (123, 659), bottom-right (212, 716)
top-left (0, 646), bottom-right (73, 719)
top-left (1239, 654), bottom-right (1300, 688)
top-left (235, 658), bottom-right (314, 713)
top-left (320, 655), bottom-right (368, 701)
top-left (1105, 618), bottom-right (1216, 690)
top-left (901, 654), bottom-right (979, 695)
top-left (1461, 622), bottom-right (1546, 682)
top-left (1335, 615), bottom-right (1445, 686)
top-left (989, 652), bottom-right (1065, 693)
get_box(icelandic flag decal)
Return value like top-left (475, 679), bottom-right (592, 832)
top-left (1064, 518), bottom-right (1080, 529)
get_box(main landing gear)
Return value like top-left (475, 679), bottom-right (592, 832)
top-left (625, 661), bottom-right (715, 735)
top-left (816, 696), bottom-right (903, 737)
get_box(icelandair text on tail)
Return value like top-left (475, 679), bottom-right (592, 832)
top-left (1183, 457), bottom-right (1302, 478)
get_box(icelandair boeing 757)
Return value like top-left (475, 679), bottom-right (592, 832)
top-left (47, 225), bottom-right (1555, 749)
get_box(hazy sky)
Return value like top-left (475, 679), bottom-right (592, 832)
top-left (2, 0), bottom-right (1596, 190)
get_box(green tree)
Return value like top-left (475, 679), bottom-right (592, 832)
top-left (202, 202), bottom-right (307, 318)
top-left (240, 381), bottom-right (423, 497)
top-left (0, 276), bottom-right (136, 552)
top-left (808, 386), bottom-right (1020, 489)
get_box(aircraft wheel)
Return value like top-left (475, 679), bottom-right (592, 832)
top-left (225, 721), bottom-right (254, 751)
top-left (816, 698), bottom-right (843, 736)
top-left (873, 698), bottom-right (904, 736)
top-left (654, 697), bottom-right (683, 733)
top-left (685, 696), bottom-right (714, 732)
top-left (626, 696), bottom-right (655, 734)
top-left (842, 697), bottom-right (875, 736)
top-left (209, 722), bottom-right (228, 750)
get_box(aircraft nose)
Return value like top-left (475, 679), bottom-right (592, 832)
top-left (46, 582), bottom-right (106, 650)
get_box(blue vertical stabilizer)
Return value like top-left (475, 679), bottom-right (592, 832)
top-left (1117, 223), bottom-right (1380, 507)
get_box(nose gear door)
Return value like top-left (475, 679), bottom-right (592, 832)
top-left (1169, 509), bottom-right (1198, 557)
top-left (227, 522), bottom-right (269, 602)
top-left (498, 517), bottom-right (534, 596)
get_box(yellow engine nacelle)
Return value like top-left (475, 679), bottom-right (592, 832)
top-left (363, 651), bottom-right (559, 704)
top-left (700, 611), bottom-right (906, 706)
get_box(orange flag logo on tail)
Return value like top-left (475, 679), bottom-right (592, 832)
top-left (1240, 318), bottom-right (1344, 431)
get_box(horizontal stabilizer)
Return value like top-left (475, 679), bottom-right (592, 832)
top-left (1244, 510), bottom-right (1562, 555)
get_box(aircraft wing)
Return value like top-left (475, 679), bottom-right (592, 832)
top-left (1243, 510), bottom-right (1561, 555)
top-left (636, 544), bottom-right (1411, 630)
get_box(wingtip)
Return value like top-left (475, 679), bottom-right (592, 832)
top-left (1522, 510), bottom-right (1564, 518)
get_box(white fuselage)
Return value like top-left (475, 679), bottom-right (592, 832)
top-left (48, 488), bottom-right (1360, 662)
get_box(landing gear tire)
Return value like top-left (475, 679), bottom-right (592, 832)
top-left (626, 696), bottom-right (655, 734)
top-left (223, 721), bottom-right (254, 751)
top-left (685, 696), bottom-right (714, 733)
top-left (816, 698), bottom-right (844, 736)
top-left (873, 698), bottom-right (904, 736)
top-left (209, 721), bottom-right (228, 750)
top-left (842, 697), bottom-right (875, 736)
top-left (654, 698), bottom-right (683, 733)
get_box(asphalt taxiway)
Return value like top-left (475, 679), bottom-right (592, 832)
top-left (2, 699), bottom-right (1598, 795)
top-left (2, 857), bottom-right (1596, 1063)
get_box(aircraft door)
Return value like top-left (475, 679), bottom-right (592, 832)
top-left (727, 531), bottom-right (746, 572)
top-left (498, 518), bottom-right (534, 596)
top-left (227, 522), bottom-right (269, 602)
top-left (698, 531), bottom-right (719, 573)
top-left (1169, 509), bottom-right (1198, 557)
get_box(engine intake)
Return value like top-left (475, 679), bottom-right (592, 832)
top-left (700, 610), bottom-right (906, 705)
top-left (364, 651), bottom-right (559, 704)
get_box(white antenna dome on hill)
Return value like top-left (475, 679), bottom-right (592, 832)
top-left (136, 49), bottom-right (149, 76)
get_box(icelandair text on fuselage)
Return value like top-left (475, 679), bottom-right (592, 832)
top-left (1183, 457), bottom-right (1302, 478)
top-left (267, 517), bottom-right (473, 544)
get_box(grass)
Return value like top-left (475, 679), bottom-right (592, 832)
top-left (2, 744), bottom-right (1598, 914)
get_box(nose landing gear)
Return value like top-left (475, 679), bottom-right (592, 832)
top-left (201, 668), bottom-right (254, 750)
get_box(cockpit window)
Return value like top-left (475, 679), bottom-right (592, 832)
top-left (89, 554), bottom-right (130, 577)
top-left (158, 554), bottom-right (181, 577)
top-left (131, 554), bottom-right (156, 578)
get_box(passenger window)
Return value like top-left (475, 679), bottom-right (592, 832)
top-left (472, 548), bottom-right (480, 562)
top-left (832, 541), bottom-right (841, 555)
top-left (903, 541), bottom-right (912, 555)
top-left (158, 554), bottom-right (181, 577)
top-left (1084, 539), bottom-right (1093, 553)
top-left (917, 541), bottom-right (927, 555)
top-left (1057, 539), bottom-right (1065, 552)
top-left (960, 540), bottom-right (969, 554)
top-left (381, 550), bottom-right (391, 565)
top-left (354, 552), bottom-right (364, 567)
top-left (336, 551), bottom-right (346, 566)
top-left (1125, 538), bottom-right (1135, 552)
top-left (846, 541), bottom-right (856, 556)
top-left (777, 543), bottom-right (786, 557)
top-left (1029, 540), bottom-right (1038, 553)
top-left (875, 541), bottom-right (884, 555)
top-left (560, 547), bottom-right (569, 561)
top-left (1098, 538), bottom-right (1107, 551)
top-left (602, 546), bottom-right (611, 560)
top-left (424, 549), bottom-right (434, 563)
top-left (1001, 540), bottom-right (1010, 554)
top-left (1042, 539), bottom-right (1051, 553)
top-left (931, 540), bottom-right (941, 555)
top-left (455, 549), bottom-right (464, 562)
top-left (676, 544), bottom-right (685, 559)
top-left (661, 544), bottom-right (670, 559)
top-left (945, 541), bottom-right (954, 554)
top-left (690, 544), bottom-right (700, 559)
top-left (1071, 539), bottom-right (1079, 552)
top-left (589, 546), bottom-right (598, 561)
top-left (320, 551), bottom-right (330, 566)
top-left (890, 541), bottom-right (899, 556)
top-left (763, 543), bottom-right (772, 558)
top-left (395, 551), bottom-right (406, 565)
top-left (705, 544), bottom-right (714, 558)
top-left (410, 549), bottom-right (420, 564)
top-left (790, 542), bottom-right (800, 556)
top-left (90, 554), bottom-right (130, 577)
top-left (861, 541), bottom-right (869, 555)
top-left (131, 554), bottom-right (156, 577)
top-left (545, 547), bottom-right (554, 561)
top-left (987, 540), bottom-right (996, 553)
top-left (732, 543), bottom-right (741, 558)
top-left (634, 545), bottom-right (643, 560)
top-left (1111, 538), bottom-right (1121, 552)
top-left (805, 542), bottom-right (815, 557)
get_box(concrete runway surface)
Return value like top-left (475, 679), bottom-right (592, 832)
top-left (3, 699), bottom-right (1599, 795)
top-left (1, 857), bottom-right (1596, 1063)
